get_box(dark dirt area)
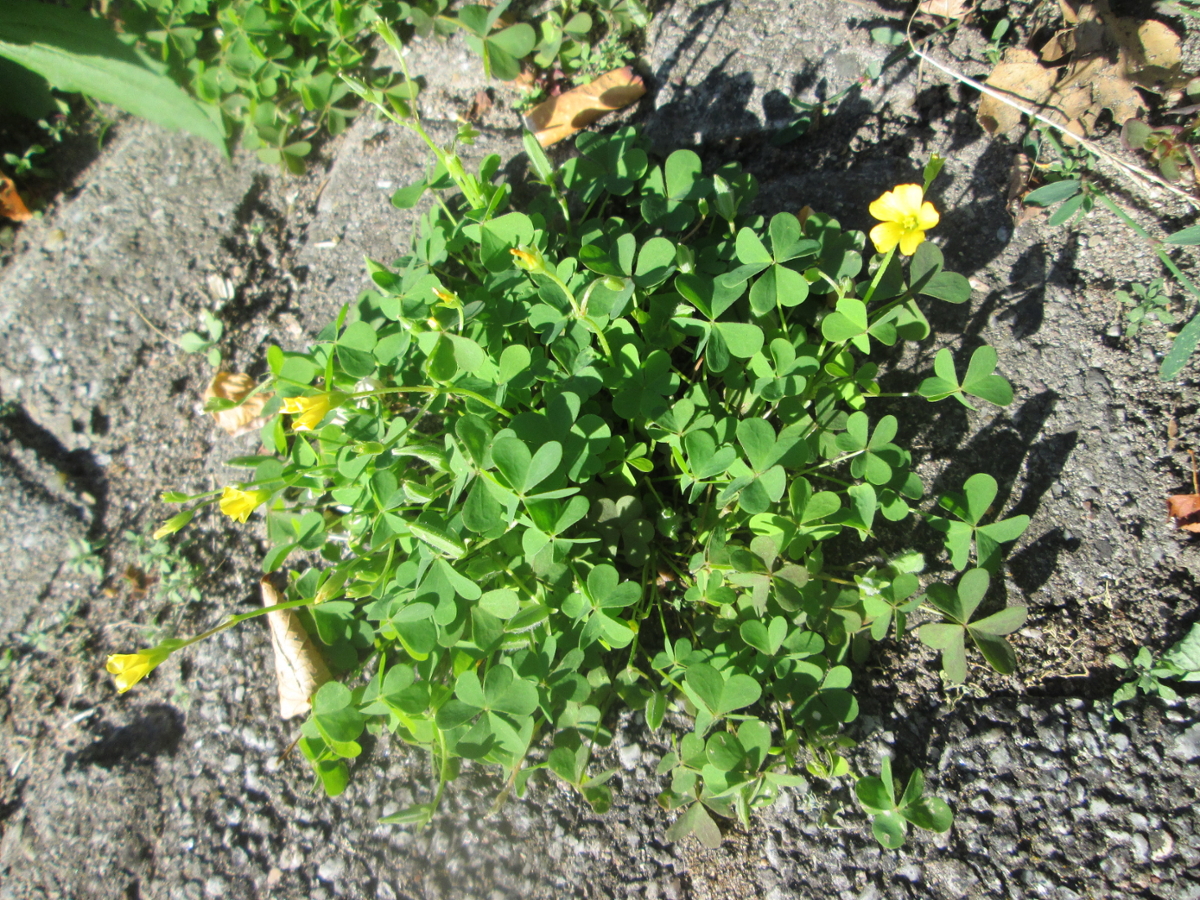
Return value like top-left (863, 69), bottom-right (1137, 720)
top-left (2, 1), bottom-right (1200, 898)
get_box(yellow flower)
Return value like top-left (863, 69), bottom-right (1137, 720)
top-left (868, 184), bottom-right (940, 256)
top-left (219, 486), bottom-right (271, 523)
top-left (281, 392), bottom-right (337, 431)
top-left (510, 245), bottom-right (548, 274)
top-left (106, 645), bottom-right (172, 693)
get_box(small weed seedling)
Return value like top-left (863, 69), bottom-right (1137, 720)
top-left (1116, 278), bottom-right (1176, 338)
top-left (123, 529), bottom-right (205, 608)
top-left (1111, 622), bottom-right (1200, 720)
top-left (1022, 128), bottom-right (1200, 379)
top-left (65, 537), bottom-right (106, 581)
top-left (983, 17), bottom-right (1012, 66)
top-left (3, 144), bottom-right (49, 179)
top-left (179, 310), bottom-right (225, 369)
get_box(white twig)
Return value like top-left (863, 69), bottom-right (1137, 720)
top-left (905, 27), bottom-right (1199, 210)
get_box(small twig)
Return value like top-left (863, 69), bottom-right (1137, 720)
top-left (904, 21), bottom-right (1199, 211)
top-left (125, 300), bottom-right (183, 347)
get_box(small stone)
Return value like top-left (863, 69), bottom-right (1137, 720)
top-left (1168, 723), bottom-right (1200, 761)
top-left (278, 847), bottom-right (303, 871)
top-left (203, 877), bottom-right (227, 898)
top-left (1150, 829), bottom-right (1175, 861)
top-left (266, 869), bottom-right (283, 888)
top-left (618, 743), bottom-right (642, 769)
top-left (1131, 833), bottom-right (1150, 862)
top-left (317, 857), bottom-right (346, 883)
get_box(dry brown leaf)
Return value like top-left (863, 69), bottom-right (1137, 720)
top-left (918, 0), bottom-right (972, 19)
top-left (980, 1), bottom-right (1183, 138)
top-left (1055, 55), bottom-right (1142, 134)
top-left (1168, 493), bottom-right (1200, 531)
top-left (523, 66), bottom-right (646, 148)
top-left (0, 175), bottom-right (32, 222)
top-left (204, 371), bottom-right (272, 438)
top-left (261, 575), bottom-right (332, 720)
top-left (467, 89), bottom-right (494, 121)
top-left (978, 49), bottom-right (1059, 135)
top-left (122, 564), bottom-right (158, 601)
top-left (1006, 152), bottom-right (1043, 224)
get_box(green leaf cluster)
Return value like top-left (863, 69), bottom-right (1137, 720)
top-left (158, 121), bottom-right (1030, 847)
top-left (45, 0), bottom-right (651, 172)
top-left (0, 0), bottom-right (225, 151)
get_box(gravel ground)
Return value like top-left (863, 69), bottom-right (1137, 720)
top-left (1, 2), bottom-right (1199, 898)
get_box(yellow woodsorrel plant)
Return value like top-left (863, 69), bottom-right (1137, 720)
top-left (118, 33), bottom-right (1030, 848)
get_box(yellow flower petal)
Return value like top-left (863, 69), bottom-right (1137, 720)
top-left (106, 646), bottom-right (171, 693)
top-left (106, 654), bottom-right (153, 692)
top-left (898, 228), bottom-right (926, 256)
top-left (892, 184), bottom-right (925, 214)
top-left (869, 185), bottom-right (939, 256)
top-left (870, 221), bottom-right (904, 254)
top-left (281, 393), bottom-right (335, 431)
top-left (868, 192), bottom-right (904, 223)
top-left (916, 201), bottom-right (940, 231)
top-left (219, 486), bottom-right (270, 523)
top-left (869, 184), bottom-right (923, 222)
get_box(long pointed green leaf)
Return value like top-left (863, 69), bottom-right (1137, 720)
top-left (0, 1), bottom-right (226, 153)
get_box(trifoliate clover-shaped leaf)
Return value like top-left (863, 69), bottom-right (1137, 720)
top-left (820, 298), bottom-right (897, 353)
top-left (929, 473), bottom-right (1030, 571)
top-left (856, 757), bottom-right (953, 849)
top-left (917, 568), bottom-right (1027, 684)
top-left (918, 346), bottom-right (1013, 409)
top-left (835, 412), bottom-right (904, 485)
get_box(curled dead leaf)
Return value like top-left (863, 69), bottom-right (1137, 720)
top-left (204, 371), bottom-right (272, 438)
top-left (523, 66), bottom-right (646, 148)
top-left (1006, 152), bottom-right (1043, 224)
top-left (0, 175), bottom-right (32, 222)
top-left (1168, 450), bottom-right (1200, 533)
top-left (261, 575), bottom-right (332, 720)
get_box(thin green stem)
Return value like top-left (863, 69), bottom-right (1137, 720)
top-left (859, 246), bottom-right (897, 307)
top-left (1094, 191), bottom-right (1200, 303)
top-left (351, 384), bottom-right (510, 417)
top-left (176, 596), bottom-right (318, 650)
